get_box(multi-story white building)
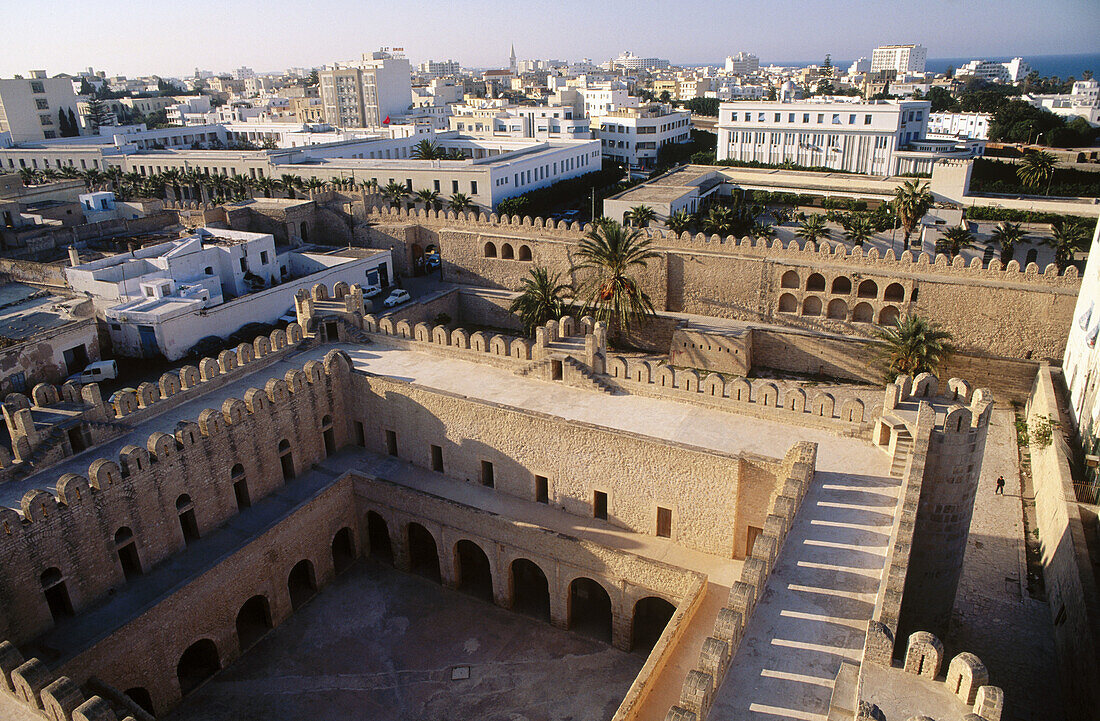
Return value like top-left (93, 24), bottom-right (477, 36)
top-left (957, 58), bottom-right (1031, 84)
top-left (553, 84), bottom-right (638, 117)
top-left (611, 52), bottom-right (670, 72)
top-left (449, 102), bottom-right (590, 140)
top-left (593, 104), bottom-right (691, 173)
top-left (417, 60), bottom-right (461, 77)
top-left (848, 58), bottom-right (871, 75)
top-left (716, 99), bottom-right (979, 175)
top-left (870, 44), bottom-right (927, 74)
top-left (319, 50), bottom-right (413, 128)
top-left (724, 53), bottom-right (760, 76)
top-left (65, 227), bottom-right (391, 360)
top-left (928, 112), bottom-right (991, 140)
top-left (1062, 218), bottom-right (1100, 449)
top-left (1025, 79), bottom-right (1100, 126)
top-left (0, 72), bottom-right (84, 143)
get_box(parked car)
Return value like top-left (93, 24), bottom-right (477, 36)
top-left (278, 307), bottom-right (298, 325)
top-left (66, 360), bottom-right (118, 384)
top-left (424, 254), bottom-right (441, 270)
top-left (363, 284), bottom-right (383, 298)
top-left (383, 289), bottom-right (411, 307)
top-left (560, 209), bottom-right (581, 221)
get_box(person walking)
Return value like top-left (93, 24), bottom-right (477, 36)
top-left (995, 476), bottom-right (1006, 495)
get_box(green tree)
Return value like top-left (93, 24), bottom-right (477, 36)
top-left (666, 210), bottom-right (693, 234)
top-left (254, 176), bottom-right (277, 198)
top-left (989, 221), bottom-right (1026, 264)
top-left (925, 86), bottom-right (958, 112)
top-left (937, 224), bottom-right (975, 258)
top-left (509, 266), bottom-right (570, 335)
top-left (414, 188), bottom-right (441, 210)
top-left (843, 214), bottom-right (875, 246)
top-left (574, 220), bottom-right (659, 331)
top-left (497, 196), bottom-right (529, 216)
top-left (701, 206), bottom-right (734, 235)
top-left (18, 168), bottom-right (39, 186)
top-left (1046, 218), bottom-right (1088, 271)
top-left (681, 97), bottom-right (720, 117)
top-left (891, 179), bottom-right (934, 246)
top-left (795, 214), bottom-right (830, 243)
top-left (381, 181), bottom-right (409, 208)
top-left (874, 314), bottom-right (954, 381)
top-left (303, 177), bottom-right (327, 195)
top-left (1016, 150), bottom-right (1057, 194)
top-left (84, 97), bottom-right (111, 133)
top-left (411, 139), bottom-right (443, 160)
top-left (448, 192), bottom-right (473, 213)
top-left (627, 204), bottom-right (656, 227)
top-left (658, 90), bottom-right (672, 103)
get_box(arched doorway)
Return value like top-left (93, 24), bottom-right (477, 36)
top-left (300, 222), bottom-right (309, 243)
top-left (411, 243), bottom-right (424, 274)
top-left (367, 511), bottom-right (393, 563)
top-left (177, 639), bottom-right (220, 695)
top-left (455, 539), bottom-right (492, 601)
top-left (631, 596), bottom-right (676, 652)
top-left (41, 567), bottom-right (73, 622)
top-left (114, 526), bottom-right (142, 581)
top-left (278, 439), bottom-right (294, 480)
top-left (331, 527), bottom-right (355, 574)
top-left (407, 523), bottom-right (440, 582)
top-left (287, 559), bottom-right (316, 610)
top-left (235, 595), bottom-right (272, 651)
top-left (510, 558), bottom-right (549, 621)
top-left (569, 577), bottom-right (612, 642)
top-left (124, 687), bottom-right (155, 715)
top-left (321, 415), bottom-right (335, 456)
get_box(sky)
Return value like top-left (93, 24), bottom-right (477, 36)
top-left (1, 0), bottom-right (1097, 78)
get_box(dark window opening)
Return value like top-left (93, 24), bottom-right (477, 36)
top-left (431, 444), bottom-right (444, 472)
top-left (480, 460), bottom-right (494, 488)
top-left (354, 421), bottom-right (366, 447)
top-left (535, 475), bottom-right (549, 504)
top-left (455, 539), bottom-right (493, 601)
top-left (385, 429), bottom-right (398, 457)
top-left (287, 559), bottom-right (317, 610)
top-left (177, 639), bottom-right (220, 695)
top-left (367, 511), bottom-right (393, 563)
top-left (407, 523), bottom-right (440, 582)
top-left (332, 527), bottom-right (355, 574)
top-left (656, 507), bottom-right (672, 538)
top-left (593, 490), bottom-right (608, 520)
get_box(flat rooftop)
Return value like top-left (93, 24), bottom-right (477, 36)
top-left (0, 283), bottom-right (86, 342)
top-left (167, 558), bottom-right (645, 721)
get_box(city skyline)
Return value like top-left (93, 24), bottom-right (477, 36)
top-left (1, 0), bottom-right (1097, 78)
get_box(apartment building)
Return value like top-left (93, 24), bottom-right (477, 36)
top-left (610, 51), bottom-right (670, 71)
top-left (870, 44), bottom-right (928, 74)
top-left (957, 57), bottom-right (1031, 84)
top-left (724, 52), bottom-right (760, 76)
top-left (593, 104), bottom-right (691, 172)
top-left (0, 73), bottom-right (84, 143)
top-left (716, 99), bottom-right (978, 175)
top-left (928, 112), bottom-right (991, 140)
top-left (319, 50), bottom-right (412, 128)
top-left (449, 102), bottom-right (590, 140)
top-left (417, 60), bottom-right (461, 77)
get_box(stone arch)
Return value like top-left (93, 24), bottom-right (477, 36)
top-left (729, 378), bottom-right (751, 402)
top-left (656, 365), bottom-right (676, 387)
top-left (757, 382), bottom-right (779, 407)
top-left (454, 539), bottom-right (493, 601)
top-left (366, 510), bottom-right (393, 563)
top-left (806, 273), bottom-right (825, 292)
top-left (857, 279), bottom-right (878, 298)
top-left (517, 244), bottom-right (532, 261)
top-left (778, 293), bottom-right (797, 313)
top-left (265, 378), bottom-right (289, 404)
top-left (122, 688), bottom-right (155, 716)
top-left (945, 406), bottom-right (973, 433)
top-left (677, 368), bottom-right (701, 392)
top-left (946, 652), bottom-right (988, 705)
top-left (88, 458), bottom-right (121, 490)
top-left (884, 282), bottom-right (905, 302)
top-left (812, 392), bottom-right (835, 417)
top-left (407, 522), bottom-right (441, 582)
top-left (235, 595), bottom-right (272, 652)
top-left (147, 431), bottom-right (177, 461)
top-left (787, 387), bottom-right (807, 412)
top-left (780, 270), bottom-right (799, 288)
top-left (236, 343), bottom-right (255, 366)
top-left (253, 335), bottom-right (271, 358)
top-left (831, 276), bottom-right (852, 294)
top-left (470, 331), bottom-right (489, 352)
top-left (177, 639), bottom-right (220, 695)
top-left (851, 302), bottom-right (874, 323)
top-left (510, 558), bottom-right (550, 621)
top-left (510, 338), bottom-right (531, 359)
top-left (608, 356), bottom-right (627, 378)
top-left (489, 335), bottom-right (509, 355)
top-left (284, 368), bottom-right (306, 393)
top-left (432, 325), bottom-right (449, 345)
top-left (11, 658), bottom-right (51, 709)
top-left (878, 305), bottom-right (900, 325)
top-left (826, 298), bottom-right (848, 320)
top-left (451, 328), bottom-right (469, 349)
top-left (198, 358), bottom-right (219, 382)
top-left (629, 359), bottom-right (653, 384)
top-left (632, 596), bottom-right (676, 652)
top-left (56, 474), bottom-right (90, 506)
top-left (801, 296), bottom-right (823, 316)
top-left (118, 446), bottom-right (150, 477)
top-left (912, 372), bottom-right (938, 398)
top-left (31, 383), bottom-right (59, 407)
top-left (333, 281), bottom-right (350, 299)
top-left (395, 320), bottom-right (412, 339)
top-left (413, 323), bottom-right (430, 342)
top-left (198, 408), bottom-right (225, 436)
top-left (158, 373), bottom-right (181, 398)
top-left (703, 373), bottom-right (725, 397)
top-left (840, 398), bottom-right (865, 423)
top-left (311, 283), bottom-right (329, 301)
top-left (501, 242), bottom-right (515, 260)
top-left (287, 559), bottom-right (317, 610)
top-left (568, 576), bottom-right (613, 643)
top-left (331, 527), bottom-right (356, 574)
top-left (904, 631), bottom-right (943, 679)
top-left (221, 397), bottom-right (247, 425)
top-left (484, 241), bottom-right (497, 258)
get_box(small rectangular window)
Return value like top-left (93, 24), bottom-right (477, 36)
top-left (593, 491), bottom-right (608, 520)
top-left (656, 507), bottom-right (672, 537)
top-left (865, 114), bottom-right (872, 125)
top-left (385, 429), bottom-right (398, 457)
top-left (431, 444), bottom-right (444, 472)
top-left (480, 460), bottom-right (494, 488)
top-left (470, 180), bottom-right (477, 195)
top-left (535, 475), bottom-right (549, 503)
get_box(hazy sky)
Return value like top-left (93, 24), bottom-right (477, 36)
top-left (2, 0), bottom-right (1097, 78)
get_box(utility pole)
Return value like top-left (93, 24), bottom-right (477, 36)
top-left (591, 187), bottom-right (596, 222)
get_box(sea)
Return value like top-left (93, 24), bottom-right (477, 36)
top-left (695, 53), bottom-right (1099, 80)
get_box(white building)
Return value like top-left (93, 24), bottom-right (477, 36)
top-left (871, 44), bottom-right (927, 74)
top-left (65, 227), bottom-right (391, 360)
top-left (593, 104), bottom-right (691, 173)
top-left (928, 112), bottom-right (991, 140)
top-left (724, 53), bottom-right (760, 76)
top-left (1061, 218), bottom-right (1100, 447)
top-left (553, 84), bottom-right (639, 117)
top-left (848, 58), bottom-right (871, 75)
top-left (0, 73), bottom-right (84, 143)
top-left (957, 58), bottom-right (1031, 84)
top-left (716, 99), bottom-right (980, 175)
top-left (417, 60), bottom-right (461, 77)
top-left (449, 102), bottom-right (590, 140)
top-left (319, 50), bottom-right (413, 128)
top-left (611, 52), bottom-right (670, 72)
top-left (1025, 79), bottom-right (1100, 127)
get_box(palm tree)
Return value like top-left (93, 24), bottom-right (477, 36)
top-left (303, 177), bottom-right (327, 196)
top-left (414, 188), bottom-right (441, 210)
top-left (796, 214), bottom-right (830, 244)
top-left (411, 139), bottom-right (442, 160)
top-left (891, 179), bottom-right (934, 247)
top-left (1017, 150), bottom-right (1057, 194)
top-left (104, 166), bottom-right (123, 193)
top-left (278, 174), bottom-right (302, 199)
top-left (627, 204), bottom-right (656, 228)
top-left (937, 224), bottom-right (974, 258)
top-left (382, 181), bottom-right (408, 209)
top-left (160, 169), bottom-right (182, 200)
top-left (253, 176), bottom-right (277, 199)
top-left (207, 173), bottom-right (230, 203)
top-left (843, 214), bottom-right (874, 246)
top-left (447, 148), bottom-right (468, 160)
top-left (509, 266), bottom-right (570, 335)
top-left (701, 206), bottom-right (734, 235)
top-left (81, 168), bottom-right (104, 191)
top-left (752, 221), bottom-right (776, 240)
top-left (666, 210), bottom-right (693, 234)
top-left (574, 220), bottom-right (659, 331)
top-left (771, 207), bottom-right (791, 226)
top-left (1046, 218), bottom-right (1088, 271)
top-left (448, 192), bottom-right (473, 213)
top-left (874, 314), bottom-right (954, 382)
top-left (18, 168), bottom-right (39, 186)
top-left (989, 221), bottom-right (1026, 264)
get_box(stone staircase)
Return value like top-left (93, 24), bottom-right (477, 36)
top-left (514, 356), bottom-right (614, 395)
top-left (890, 427), bottom-right (913, 478)
top-left (336, 318), bottom-right (372, 345)
top-left (515, 357), bottom-right (554, 378)
top-left (563, 357), bottom-right (614, 394)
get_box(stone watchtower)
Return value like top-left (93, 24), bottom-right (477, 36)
top-left (877, 373), bottom-right (994, 643)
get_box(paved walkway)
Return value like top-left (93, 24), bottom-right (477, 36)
top-left (945, 408), bottom-right (1064, 721)
top-left (709, 468), bottom-right (901, 721)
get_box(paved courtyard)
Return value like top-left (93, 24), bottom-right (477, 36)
top-left (168, 559), bottom-right (645, 721)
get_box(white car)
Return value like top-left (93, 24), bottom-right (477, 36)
top-left (66, 360), bottom-right (119, 384)
top-left (383, 289), bottom-right (411, 307)
top-left (363, 284), bottom-right (382, 298)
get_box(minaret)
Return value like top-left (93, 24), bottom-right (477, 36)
top-left (510, 44), bottom-right (517, 74)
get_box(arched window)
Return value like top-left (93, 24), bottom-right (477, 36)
top-left (517, 245), bottom-right (532, 261)
top-left (778, 293), bottom-right (797, 314)
top-left (484, 241), bottom-right (497, 258)
top-left (831, 277), bottom-right (852, 294)
top-left (857, 279), bottom-right (878, 298)
top-left (852, 302), bottom-right (874, 323)
top-left (455, 539), bottom-right (493, 601)
top-left (780, 270), bottom-right (799, 288)
top-left (510, 558), bottom-right (550, 621)
top-left (177, 639), bottom-right (220, 695)
top-left (879, 305), bottom-right (901, 325)
top-left (632, 596), bottom-right (676, 652)
top-left (176, 494), bottom-right (199, 544)
top-left (501, 243), bottom-right (515, 260)
top-left (801, 296), bottom-right (823, 316)
top-left (278, 439), bottom-right (294, 480)
top-left (231, 463), bottom-right (250, 509)
top-left (826, 298), bottom-right (848, 320)
top-left (806, 273), bottom-right (825, 292)
top-left (884, 283), bottom-right (905, 302)
top-left (568, 577), bottom-right (612, 642)
top-left (41, 567), bottom-right (73, 621)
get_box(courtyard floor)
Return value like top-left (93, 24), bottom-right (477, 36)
top-left (167, 558), bottom-right (644, 721)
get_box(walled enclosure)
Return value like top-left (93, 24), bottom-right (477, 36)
top-left (361, 207), bottom-right (1078, 362)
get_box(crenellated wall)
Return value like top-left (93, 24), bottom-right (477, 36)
top-left (0, 639), bottom-right (126, 721)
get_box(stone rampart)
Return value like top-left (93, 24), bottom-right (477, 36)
top-left (0, 640), bottom-right (122, 721)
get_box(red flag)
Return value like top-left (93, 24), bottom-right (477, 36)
top-left (383, 115), bottom-right (390, 124)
